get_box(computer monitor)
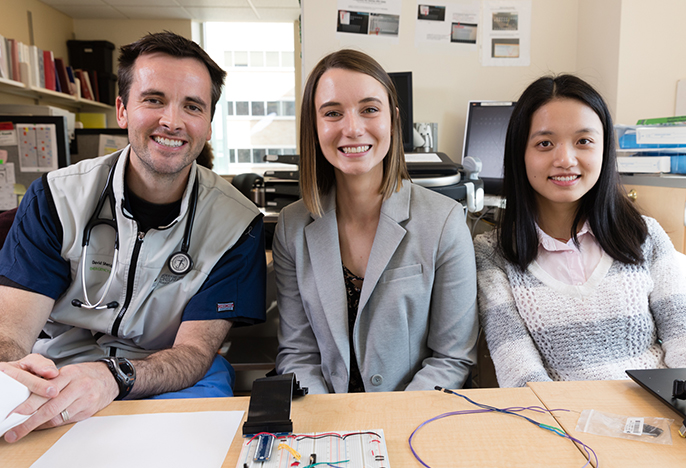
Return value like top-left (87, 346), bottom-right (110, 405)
top-left (388, 71), bottom-right (414, 154)
top-left (461, 100), bottom-right (516, 195)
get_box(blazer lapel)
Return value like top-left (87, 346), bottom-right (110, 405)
top-left (304, 189), bottom-right (350, 370)
top-left (358, 181), bottom-right (410, 313)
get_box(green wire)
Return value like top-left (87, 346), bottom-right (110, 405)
top-left (302, 460), bottom-right (350, 468)
top-left (540, 423), bottom-right (567, 437)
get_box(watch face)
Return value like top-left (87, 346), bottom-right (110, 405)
top-left (117, 358), bottom-right (135, 377)
top-left (99, 357), bottom-right (135, 400)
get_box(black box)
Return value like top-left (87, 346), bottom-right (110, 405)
top-left (67, 40), bottom-right (115, 74)
top-left (97, 72), bottom-right (117, 106)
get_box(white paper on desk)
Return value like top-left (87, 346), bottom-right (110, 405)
top-left (0, 370), bottom-right (31, 437)
top-left (405, 153), bottom-right (441, 163)
top-left (30, 411), bottom-right (244, 468)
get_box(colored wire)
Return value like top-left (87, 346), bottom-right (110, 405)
top-left (295, 431), bottom-right (382, 441)
top-left (244, 431), bottom-right (300, 446)
top-left (408, 387), bottom-right (598, 468)
top-left (300, 460), bottom-right (349, 468)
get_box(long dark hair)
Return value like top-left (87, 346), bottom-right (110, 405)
top-left (299, 49), bottom-right (409, 217)
top-left (498, 74), bottom-right (647, 269)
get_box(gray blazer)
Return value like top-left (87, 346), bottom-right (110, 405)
top-left (273, 181), bottom-right (478, 393)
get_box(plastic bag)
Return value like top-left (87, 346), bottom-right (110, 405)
top-left (576, 409), bottom-right (673, 445)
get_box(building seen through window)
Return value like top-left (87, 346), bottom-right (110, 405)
top-left (204, 23), bottom-right (296, 175)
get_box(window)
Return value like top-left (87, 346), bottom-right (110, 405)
top-left (204, 23), bottom-right (297, 175)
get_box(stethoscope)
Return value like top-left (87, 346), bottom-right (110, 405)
top-left (71, 159), bottom-right (198, 310)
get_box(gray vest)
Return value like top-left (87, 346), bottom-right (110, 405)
top-left (33, 147), bottom-right (260, 366)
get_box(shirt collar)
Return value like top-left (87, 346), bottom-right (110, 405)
top-left (536, 221), bottom-right (595, 252)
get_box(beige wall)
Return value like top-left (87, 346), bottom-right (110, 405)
top-left (614, 0), bottom-right (686, 125)
top-left (302, 0), bottom-right (686, 159)
top-left (576, 0), bottom-right (622, 118)
top-left (0, 0), bottom-right (74, 61)
top-left (72, 19), bottom-right (193, 76)
top-left (301, 0), bottom-right (580, 161)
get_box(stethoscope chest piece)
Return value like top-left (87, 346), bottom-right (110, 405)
top-left (168, 251), bottom-right (193, 276)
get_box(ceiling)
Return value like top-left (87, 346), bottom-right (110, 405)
top-left (39, 0), bottom-right (301, 22)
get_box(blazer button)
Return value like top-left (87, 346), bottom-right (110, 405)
top-left (371, 374), bottom-right (383, 386)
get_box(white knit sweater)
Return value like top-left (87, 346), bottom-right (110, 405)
top-left (474, 217), bottom-right (686, 388)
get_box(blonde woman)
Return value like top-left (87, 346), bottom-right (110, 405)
top-left (274, 49), bottom-right (478, 393)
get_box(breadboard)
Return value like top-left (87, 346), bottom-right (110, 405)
top-left (236, 429), bottom-right (390, 468)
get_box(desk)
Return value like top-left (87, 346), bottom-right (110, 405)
top-left (529, 380), bottom-right (686, 467)
top-left (1, 387), bottom-right (589, 468)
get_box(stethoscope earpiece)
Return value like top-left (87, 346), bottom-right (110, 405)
top-left (72, 298), bottom-right (120, 310)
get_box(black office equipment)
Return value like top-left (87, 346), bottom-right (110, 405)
top-left (388, 71), bottom-right (414, 154)
top-left (407, 151), bottom-right (459, 178)
top-left (626, 368), bottom-right (686, 419)
top-left (264, 154), bottom-right (299, 165)
top-left (461, 100), bottom-right (516, 195)
top-left (263, 170), bottom-right (298, 180)
top-left (67, 40), bottom-right (117, 105)
top-left (67, 40), bottom-right (115, 74)
top-left (242, 373), bottom-right (307, 436)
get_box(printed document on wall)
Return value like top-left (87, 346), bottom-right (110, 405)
top-left (415, 1), bottom-right (480, 52)
top-left (16, 123), bottom-right (58, 172)
top-left (0, 158), bottom-right (17, 210)
top-left (481, 0), bottom-right (531, 66)
top-left (337, 0), bottom-right (402, 43)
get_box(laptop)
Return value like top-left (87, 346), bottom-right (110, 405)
top-left (626, 368), bottom-right (686, 419)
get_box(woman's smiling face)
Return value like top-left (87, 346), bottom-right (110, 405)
top-left (525, 98), bottom-right (604, 213)
top-left (314, 68), bottom-right (392, 181)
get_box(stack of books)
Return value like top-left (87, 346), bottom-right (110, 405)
top-left (616, 116), bottom-right (686, 174)
top-left (0, 34), bottom-right (101, 103)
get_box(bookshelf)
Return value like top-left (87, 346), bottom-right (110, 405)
top-left (0, 76), bottom-right (113, 111)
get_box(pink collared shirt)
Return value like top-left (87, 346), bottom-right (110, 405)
top-left (535, 222), bottom-right (603, 286)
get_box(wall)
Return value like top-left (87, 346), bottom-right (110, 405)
top-left (614, 0), bottom-right (686, 125)
top-left (576, 0), bottom-right (622, 118)
top-left (72, 19), bottom-right (193, 73)
top-left (301, 0), bottom-right (580, 162)
top-left (0, 0), bottom-right (73, 61)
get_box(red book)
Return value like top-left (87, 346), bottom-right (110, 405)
top-left (54, 58), bottom-right (71, 95)
top-left (75, 69), bottom-right (87, 99)
top-left (88, 69), bottom-right (100, 102)
top-left (43, 50), bottom-right (56, 91)
top-left (8, 39), bottom-right (20, 82)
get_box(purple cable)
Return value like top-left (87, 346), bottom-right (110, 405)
top-left (408, 406), bottom-right (598, 468)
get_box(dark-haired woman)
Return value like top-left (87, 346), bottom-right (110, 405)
top-left (273, 49), bottom-right (478, 393)
top-left (475, 74), bottom-right (686, 388)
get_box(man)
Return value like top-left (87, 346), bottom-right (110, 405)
top-left (0, 32), bottom-right (266, 442)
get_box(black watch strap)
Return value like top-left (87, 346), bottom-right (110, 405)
top-left (98, 357), bottom-right (136, 400)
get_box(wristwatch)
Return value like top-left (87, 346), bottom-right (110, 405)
top-left (98, 357), bottom-right (136, 400)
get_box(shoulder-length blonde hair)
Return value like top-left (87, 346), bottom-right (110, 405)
top-left (299, 49), bottom-right (409, 217)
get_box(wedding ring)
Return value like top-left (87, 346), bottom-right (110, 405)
top-left (60, 409), bottom-right (70, 423)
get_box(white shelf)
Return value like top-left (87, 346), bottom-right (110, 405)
top-left (0, 76), bottom-right (113, 111)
